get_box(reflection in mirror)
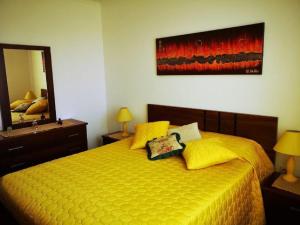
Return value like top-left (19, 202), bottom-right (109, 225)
top-left (3, 49), bottom-right (49, 125)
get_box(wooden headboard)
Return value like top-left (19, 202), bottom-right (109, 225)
top-left (148, 104), bottom-right (278, 162)
top-left (41, 89), bottom-right (48, 98)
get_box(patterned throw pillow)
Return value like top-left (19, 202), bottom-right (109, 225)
top-left (146, 133), bottom-right (185, 160)
top-left (10, 99), bottom-right (32, 110)
top-left (26, 99), bottom-right (48, 115)
top-left (12, 102), bottom-right (32, 112)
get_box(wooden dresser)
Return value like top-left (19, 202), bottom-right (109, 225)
top-left (0, 119), bottom-right (88, 175)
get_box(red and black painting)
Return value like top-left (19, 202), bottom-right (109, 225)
top-left (156, 23), bottom-right (264, 75)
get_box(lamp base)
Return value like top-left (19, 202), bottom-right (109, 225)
top-left (283, 156), bottom-right (298, 183)
top-left (121, 122), bottom-right (129, 137)
top-left (283, 174), bottom-right (298, 183)
top-left (121, 132), bottom-right (129, 137)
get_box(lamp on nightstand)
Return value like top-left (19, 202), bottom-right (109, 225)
top-left (274, 130), bottom-right (300, 182)
top-left (117, 107), bottom-right (133, 137)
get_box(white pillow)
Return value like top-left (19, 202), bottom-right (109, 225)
top-left (167, 122), bottom-right (201, 143)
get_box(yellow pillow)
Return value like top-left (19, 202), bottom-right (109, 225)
top-left (168, 124), bottom-right (179, 129)
top-left (25, 99), bottom-right (48, 115)
top-left (10, 99), bottom-right (32, 110)
top-left (130, 121), bottom-right (170, 150)
top-left (182, 138), bottom-right (238, 170)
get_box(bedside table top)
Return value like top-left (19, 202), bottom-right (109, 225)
top-left (103, 131), bottom-right (133, 140)
top-left (262, 172), bottom-right (300, 225)
top-left (272, 174), bottom-right (300, 195)
top-left (262, 172), bottom-right (300, 201)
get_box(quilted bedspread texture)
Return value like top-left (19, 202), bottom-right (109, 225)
top-left (0, 132), bottom-right (273, 225)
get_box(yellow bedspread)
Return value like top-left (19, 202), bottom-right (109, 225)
top-left (0, 132), bottom-right (273, 225)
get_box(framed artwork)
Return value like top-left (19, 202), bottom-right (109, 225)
top-left (156, 23), bottom-right (264, 75)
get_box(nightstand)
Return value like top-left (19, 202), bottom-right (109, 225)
top-left (102, 131), bottom-right (133, 145)
top-left (262, 172), bottom-right (300, 225)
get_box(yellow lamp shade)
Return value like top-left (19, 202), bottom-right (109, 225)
top-left (117, 107), bottom-right (132, 123)
top-left (274, 130), bottom-right (300, 156)
top-left (117, 107), bottom-right (133, 137)
top-left (117, 107), bottom-right (133, 122)
top-left (24, 90), bottom-right (36, 100)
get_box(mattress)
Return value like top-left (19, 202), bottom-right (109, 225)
top-left (0, 132), bottom-right (273, 225)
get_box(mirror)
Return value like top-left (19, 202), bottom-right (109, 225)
top-left (0, 44), bottom-right (56, 130)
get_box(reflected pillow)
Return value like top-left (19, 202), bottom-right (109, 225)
top-left (182, 138), bottom-right (238, 170)
top-left (32, 97), bottom-right (46, 103)
top-left (13, 102), bottom-right (32, 112)
top-left (146, 133), bottom-right (185, 160)
top-left (24, 90), bottom-right (37, 100)
top-left (168, 122), bottom-right (201, 143)
top-left (25, 99), bottom-right (48, 115)
top-left (10, 99), bottom-right (32, 110)
top-left (130, 121), bottom-right (170, 150)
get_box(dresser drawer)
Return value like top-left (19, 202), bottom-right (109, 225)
top-left (1, 130), bottom-right (57, 152)
top-left (0, 130), bottom-right (58, 166)
top-left (61, 125), bottom-right (87, 143)
top-left (0, 135), bottom-right (32, 152)
top-left (0, 120), bottom-right (88, 175)
top-left (0, 135), bottom-right (35, 169)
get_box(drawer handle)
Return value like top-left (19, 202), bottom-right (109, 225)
top-left (290, 206), bottom-right (300, 213)
top-left (68, 133), bottom-right (79, 138)
top-left (8, 146), bottom-right (24, 151)
top-left (10, 162), bottom-right (26, 169)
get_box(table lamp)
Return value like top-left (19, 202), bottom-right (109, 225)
top-left (274, 130), bottom-right (300, 182)
top-left (24, 90), bottom-right (36, 100)
top-left (117, 107), bottom-right (133, 137)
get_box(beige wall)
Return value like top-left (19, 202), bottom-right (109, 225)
top-left (101, 0), bottom-right (300, 174)
top-left (0, 0), bottom-right (108, 147)
top-left (28, 50), bottom-right (47, 97)
top-left (4, 49), bottom-right (47, 102)
top-left (4, 49), bottom-right (32, 102)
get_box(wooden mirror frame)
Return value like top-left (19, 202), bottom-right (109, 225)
top-left (0, 43), bottom-right (56, 130)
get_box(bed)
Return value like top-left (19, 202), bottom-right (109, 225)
top-left (11, 112), bottom-right (50, 124)
top-left (0, 104), bottom-right (278, 225)
top-left (11, 89), bottom-right (49, 124)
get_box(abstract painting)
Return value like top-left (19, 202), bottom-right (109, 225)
top-left (156, 23), bottom-right (264, 75)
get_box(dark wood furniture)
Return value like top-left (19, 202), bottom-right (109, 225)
top-left (102, 131), bottom-right (133, 145)
top-left (0, 203), bottom-right (18, 225)
top-left (148, 104), bottom-right (278, 161)
top-left (262, 172), bottom-right (300, 225)
top-left (41, 88), bottom-right (48, 98)
top-left (0, 43), bottom-right (56, 130)
top-left (0, 119), bottom-right (88, 175)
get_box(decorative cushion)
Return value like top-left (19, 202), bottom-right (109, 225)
top-left (182, 138), bottom-right (238, 170)
top-left (25, 99), bottom-right (48, 115)
top-left (168, 122), bottom-right (201, 143)
top-left (24, 90), bottom-right (37, 100)
top-left (146, 133), bottom-right (185, 160)
top-left (32, 97), bottom-right (46, 103)
top-left (130, 121), bottom-right (170, 150)
top-left (13, 102), bottom-right (32, 112)
top-left (10, 99), bottom-right (32, 110)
